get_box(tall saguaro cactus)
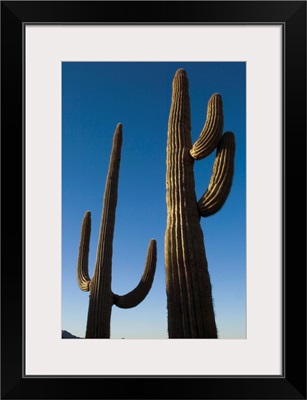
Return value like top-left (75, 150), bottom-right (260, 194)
top-left (77, 123), bottom-right (157, 338)
top-left (165, 69), bottom-right (235, 338)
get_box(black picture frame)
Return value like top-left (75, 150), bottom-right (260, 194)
top-left (1, 1), bottom-right (306, 399)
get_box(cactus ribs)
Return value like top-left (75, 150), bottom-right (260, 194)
top-left (165, 69), bottom-right (235, 338)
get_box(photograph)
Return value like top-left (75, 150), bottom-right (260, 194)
top-left (61, 61), bottom-right (246, 340)
top-left (1, 0), bottom-right (306, 398)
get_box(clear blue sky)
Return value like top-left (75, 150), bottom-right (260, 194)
top-left (62, 62), bottom-right (246, 339)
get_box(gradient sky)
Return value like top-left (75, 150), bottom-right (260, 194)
top-left (62, 61), bottom-right (246, 339)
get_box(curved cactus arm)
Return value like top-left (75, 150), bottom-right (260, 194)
top-left (198, 132), bottom-right (235, 218)
top-left (113, 239), bottom-right (157, 309)
top-left (190, 93), bottom-right (224, 160)
top-left (77, 210), bottom-right (92, 291)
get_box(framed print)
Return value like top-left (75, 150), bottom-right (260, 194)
top-left (1, 1), bottom-right (306, 399)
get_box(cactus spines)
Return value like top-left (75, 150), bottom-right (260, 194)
top-left (165, 69), bottom-right (235, 338)
top-left (77, 123), bottom-right (157, 338)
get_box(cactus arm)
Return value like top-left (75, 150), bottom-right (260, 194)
top-left (190, 93), bottom-right (224, 160)
top-left (113, 239), bottom-right (157, 309)
top-left (77, 210), bottom-right (92, 291)
top-left (198, 132), bottom-right (236, 218)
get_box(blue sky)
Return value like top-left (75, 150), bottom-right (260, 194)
top-left (62, 62), bottom-right (246, 339)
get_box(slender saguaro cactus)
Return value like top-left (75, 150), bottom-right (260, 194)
top-left (165, 69), bottom-right (235, 338)
top-left (77, 123), bottom-right (157, 338)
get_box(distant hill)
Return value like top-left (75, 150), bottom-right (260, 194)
top-left (62, 330), bottom-right (82, 339)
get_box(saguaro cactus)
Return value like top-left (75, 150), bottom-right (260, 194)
top-left (77, 123), bottom-right (157, 338)
top-left (165, 69), bottom-right (235, 338)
